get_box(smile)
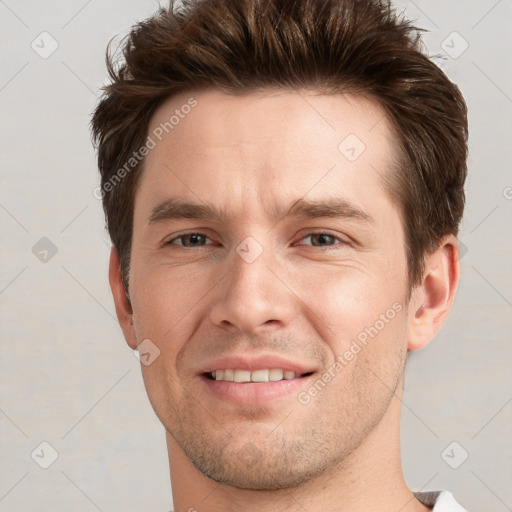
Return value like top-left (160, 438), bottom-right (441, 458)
top-left (206, 368), bottom-right (313, 382)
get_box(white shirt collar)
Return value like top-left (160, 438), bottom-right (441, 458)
top-left (414, 490), bottom-right (468, 511)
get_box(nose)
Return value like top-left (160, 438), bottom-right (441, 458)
top-left (209, 247), bottom-right (297, 335)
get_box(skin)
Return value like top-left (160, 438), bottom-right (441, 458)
top-left (109, 89), bottom-right (459, 512)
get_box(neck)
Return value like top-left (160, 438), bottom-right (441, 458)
top-left (166, 388), bottom-right (430, 512)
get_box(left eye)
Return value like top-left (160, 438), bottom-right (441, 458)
top-left (298, 233), bottom-right (341, 247)
top-left (167, 233), bottom-right (212, 247)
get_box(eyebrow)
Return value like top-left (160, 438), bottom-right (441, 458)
top-left (148, 197), bottom-right (374, 225)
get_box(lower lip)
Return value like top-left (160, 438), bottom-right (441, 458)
top-left (200, 374), bottom-right (316, 404)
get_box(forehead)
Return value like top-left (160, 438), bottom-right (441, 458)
top-left (148, 87), bottom-right (392, 153)
top-left (137, 88), bottom-right (398, 221)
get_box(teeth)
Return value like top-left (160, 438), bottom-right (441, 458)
top-left (269, 369), bottom-right (283, 381)
top-left (210, 368), bottom-right (303, 382)
top-left (251, 369), bottom-right (269, 382)
top-left (234, 369), bottom-right (251, 383)
top-left (223, 369), bottom-right (234, 381)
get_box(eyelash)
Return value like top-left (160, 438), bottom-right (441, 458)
top-left (165, 231), bottom-right (348, 250)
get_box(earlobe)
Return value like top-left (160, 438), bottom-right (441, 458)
top-left (109, 247), bottom-right (138, 350)
top-left (407, 236), bottom-right (460, 351)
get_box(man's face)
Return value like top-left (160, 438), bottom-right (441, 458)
top-left (128, 89), bottom-right (412, 488)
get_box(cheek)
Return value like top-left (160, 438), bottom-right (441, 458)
top-left (293, 262), bottom-right (408, 350)
top-left (130, 269), bottom-right (199, 405)
top-left (130, 260), bottom-right (217, 360)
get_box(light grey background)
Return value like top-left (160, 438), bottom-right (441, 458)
top-left (1, 1), bottom-right (511, 511)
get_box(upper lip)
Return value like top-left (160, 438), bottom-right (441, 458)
top-left (199, 354), bottom-right (317, 375)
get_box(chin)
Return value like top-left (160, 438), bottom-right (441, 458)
top-left (178, 433), bottom-right (340, 491)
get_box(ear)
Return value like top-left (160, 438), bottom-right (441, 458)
top-left (109, 247), bottom-right (138, 350)
top-left (407, 235), bottom-right (460, 351)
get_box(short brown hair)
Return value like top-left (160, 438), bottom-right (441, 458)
top-left (91, 0), bottom-right (468, 291)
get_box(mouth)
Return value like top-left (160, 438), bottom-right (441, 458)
top-left (200, 364), bottom-right (317, 404)
top-left (198, 354), bottom-right (319, 404)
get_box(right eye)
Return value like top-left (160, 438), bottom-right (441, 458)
top-left (166, 232), bottom-right (213, 248)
